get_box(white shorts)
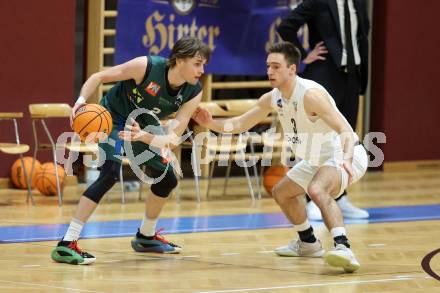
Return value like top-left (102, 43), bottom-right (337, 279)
top-left (286, 145), bottom-right (368, 197)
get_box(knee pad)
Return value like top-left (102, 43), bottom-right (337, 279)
top-left (83, 160), bottom-right (120, 203)
top-left (150, 170), bottom-right (178, 198)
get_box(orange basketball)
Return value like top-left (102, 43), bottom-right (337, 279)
top-left (72, 104), bottom-right (112, 142)
top-left (263, 165), bottom-right (289, 195)
top-left (10, 157), bottom-right (42, 189)
top-left (34, 162), bottom-right (66, 196)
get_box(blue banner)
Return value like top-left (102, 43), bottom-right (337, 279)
top-left (115, 0), bottom-right (305, 75)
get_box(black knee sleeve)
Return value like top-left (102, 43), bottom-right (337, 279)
top-left (148, 168), bottom-right (177, 198)
top-left (83, 160), bottom-right (120, 203)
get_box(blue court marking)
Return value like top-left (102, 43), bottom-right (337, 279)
top-left (1, 204), bottom-right (439, 243)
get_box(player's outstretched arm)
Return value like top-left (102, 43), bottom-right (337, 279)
top-left (118, 91), bottom-right (203, 150)
top-left (70, 57), bottom-right (148, 126)
top-left (192, 92), bottom-right (273, 134)
top-left (79, 56), bottom-right (147, 99)
top-left (117, 118), bottom-right (176, 149)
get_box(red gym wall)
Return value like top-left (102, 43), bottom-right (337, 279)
top-left (0, 0), bottom-right (76, 177)
top-left (370, 0), bottom-right (440, 163)
top-left (0, 0), bottom-right (439, 178)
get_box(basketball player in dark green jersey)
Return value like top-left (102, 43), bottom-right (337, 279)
top-left (51, 37), bottom-right (211, 265)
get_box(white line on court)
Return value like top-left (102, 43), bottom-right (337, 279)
top-left (194, 276), bottom-right (417, 293)
top-left (0, 279), bottom-right (105, 293)
top-left (394, 275), bottom-right (414, 278)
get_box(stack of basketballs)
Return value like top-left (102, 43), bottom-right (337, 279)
top-left (9, 104), bottom-right (113, 196)
top-left (10, 157), bottom-right (65, 196)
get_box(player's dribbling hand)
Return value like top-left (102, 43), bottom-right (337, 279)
top-left (70, 102), bottom-right (86, 128)
top-left (342, 160), bottom-right (354, 185)
top-left (191, 106), bottom-right (212, 126)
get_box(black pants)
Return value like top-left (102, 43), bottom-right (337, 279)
top-left (83, 160), bottom-right (177, 203)
top-left (302, 59), bottom-right (361, 130)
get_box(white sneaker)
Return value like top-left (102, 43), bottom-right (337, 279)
top-left (274, 239), bottom-right (325, 257)
top-left (324, 244), bottom-right (360, 273)
top-left (306, 201), bottom-right (323, 221)
top-left (337, 196), bottom-right (369, 219)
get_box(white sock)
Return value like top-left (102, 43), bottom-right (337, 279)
top-left (330, 227), bottom-right (347, 238)
top-left (63, 218), bottom-right (84, 242)
top-left (139, 216), bottom-right (158, 237)
top-left (294, 220), bottom-right (311, 233)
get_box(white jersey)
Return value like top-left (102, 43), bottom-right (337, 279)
top-left (271, 76), bottom-right (355, 166)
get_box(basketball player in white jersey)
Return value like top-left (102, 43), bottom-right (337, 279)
top-left (192, 42), bottom-right (368, 273)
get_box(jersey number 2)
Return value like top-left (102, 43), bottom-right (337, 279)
top-left (291, 118), bottom-right (298, 134)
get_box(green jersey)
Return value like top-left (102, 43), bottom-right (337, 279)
top-left (99, 55), bottom-right (202, 171)
top-left (105, 55), bottom-right (201, 126)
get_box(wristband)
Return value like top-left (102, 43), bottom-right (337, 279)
top-left (76, 96), bottom-right (86, 104)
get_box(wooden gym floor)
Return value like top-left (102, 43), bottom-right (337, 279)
top-left (0, 169), bottom-right (439, 292)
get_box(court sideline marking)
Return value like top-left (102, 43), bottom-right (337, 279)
top-left (0, 279), bottom-right (104, 293)
top-left (195, 275), bottom-right (427, 293)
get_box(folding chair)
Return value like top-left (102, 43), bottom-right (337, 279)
top-left (198, 102), bottom-right (258, 201)
top-left (223, 100), bottom-right (285, 196)
top-left (0, 112), bottom-right (34, 205)
top-left (223, 99), bottom-right (264, 199)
